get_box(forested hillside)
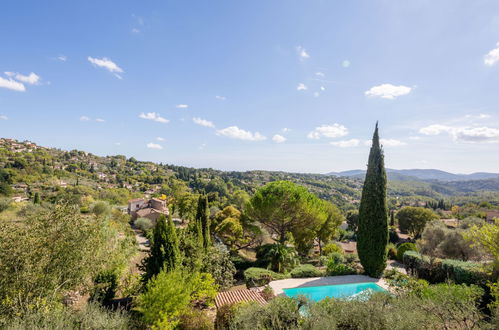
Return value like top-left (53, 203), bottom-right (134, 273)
top-left (1, 138), bottom-right (499, 211)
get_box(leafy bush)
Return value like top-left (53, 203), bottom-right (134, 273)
top-left (290, 264), bottom-right (323, 278)
top-left (327, 262), bottom-right (356, 276)
top-left (0, 204), bottom-right (123, 317)
top-left (243, 267), bottom-right (289, 287)
top-left (403, 251), bottom-right (491, 285)
top-left (323, 242), bottom-right (343, 255)
top-left (215, 303), bottom-right (240, 330)
top-left (91, 201), bottom-right (111, 217)
top-left (0, 197), bottom-right (12, 213)
top-left (303, 283), bottom-right (486, 330)
top-left (397, 242), bottom-right (418, 261)
top-left (134, 217), bottom-right (154, 231)
top-left (202, 244), bottom-right (236, 290)
top-left (328, 252), bottom-right (345, 265)
top-left (255, 244), bottom-right (299, 273)
top-left (90, 270), bottom-right (118, 305)
top-left (389, 228), bottom-right (400, 243)
top-left (2, 303), bottom-right (133, 329)
top-left (178, 308), bottom-right (213, 330)
top-left (261, 286), bottom-right (274, 301)
top-left (136, 269), bottom-right (217, 328)
top-left (229, 297), bottom-right (302, 330)
top-left (387, 243), bottom-right (397, 260)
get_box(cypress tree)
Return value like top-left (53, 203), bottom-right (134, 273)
top-left (144, 214), bottom-right (179, 281)
top-left (195, 195), bottom-right (211, 248)
top-left (357, 123), bottom-right (389, 278)
top-left (33, 192), bottom-right (40, 204)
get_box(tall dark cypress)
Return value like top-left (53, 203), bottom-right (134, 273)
top-left (357, 123), bottom-right (389, 278)
top-left (195, 195), bottom-right (211, 248)
top-left (143, 214), bottom-right (179, 281)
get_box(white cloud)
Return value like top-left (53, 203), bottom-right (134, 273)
top-left (380, 139), bottom-right (407, 147)
top-left (193, 117), bottom-right (215, 128)
top-left (6, 72), bottom-right (41, 85)
top-left (139, 112), bottom-right (169, 123)
top-left (216, 126), bottom-right (266, 141)
top-left (342, 60), bottom-right (351, 68)
top-left (409, 136), bottom-right (421, 140)
top-left (484, 42), bottom-right (499, 66)
top-left (464, 113), bottom-right (491, 120)
top-left (330, 139), bottom-right (360, 148)
top-left (272, 134), bottom-right (286, 143)
top-left (95, 118), bottom-right (105, 122)
top-left (297, 83), bottom-right (307, 91)
top-left (147, 143), bottom-right (163, 150)
top-left (320, 86), bottom-right (326, 91)
top-left (365, 83), bottom-right (412, 99)
top-left (296, 46), bottom-right (310, 60)
top-left (156, 137), bottom-right (165, 141)
top-left (176, 104), bottom-right (189, 109)
top-left (315, 72), bottom-right (325, 77)
top-left (307, 124), bottom-right (348, 139)
top-left (455, 127), bottom-right (499, 142)
top-left (419, 124), bottom-right (453, 135)
top-left (0, 76), bottom-right (25, 92)
top-left (79, 116), bottom-right (91, 121)
top-left (115, 142), bottom-right (121, 146)
top-left (419, 124), bottom-right (499, 143)
top-left (131, 28), bottom-right (140, 34)
top-left (88, 57), bottom-right (124, 78)
top-left (313, 92), bottom-right (320, 97)
top-left (215, 95), bottom-right (226, 101)
top-left (282, 128), bottom-right (291, 133)
top-left (57, 55), bottom-right (67, 61)
top-left (0, 115), bottom-right (7, 120)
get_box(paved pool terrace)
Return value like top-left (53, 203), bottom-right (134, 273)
top-left (269, 275), bottom-right (389, 296)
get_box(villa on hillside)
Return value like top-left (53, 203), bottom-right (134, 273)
top-left (128, 197), bottom-right (169, 223)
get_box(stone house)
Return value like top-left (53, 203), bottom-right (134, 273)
top-left (128, 197), bottom-right (169, 223)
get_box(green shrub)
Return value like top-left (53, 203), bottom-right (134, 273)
top-left (202, 244), bottom-right (236, 291)
top-left (403, 251), bottom-right (491, 285)
top-left (327, 262), bottom-right (356, 276)
top-left (290, 264), bottom-right (323, 278)
top-left (136, 269), bottom-right (217, 328)
top-left (441, 259), bottom-right (490, 286)
top-left (215, 303), bottom-right (240, 330)
top-left (178, 308), bottom-right (213, 330)
top-left (90, 270), bottom-right (118, 305)
top-left (134, 217), bottom-right (154, 231)
top-left (387, 243), bottom-right (397, 260)
top-left (397, 242), bottom-right (418, 261)
top-left (389, 228), bottom-right (400, 243)
top-left (229, 297), bottom-right (301, 330)
top-left (243, 267), bottom-right (289, 287)
top-left (328, 252), bottom-right (345, 265)
top-left (0, 197), bottom-right (12, 213)
top-left (323, 243), bottom-right (343, 255)
top-left (3, 303), bottom-right (133, 329)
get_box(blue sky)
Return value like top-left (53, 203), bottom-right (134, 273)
top-left (1, 0), bottom-right (499, 174)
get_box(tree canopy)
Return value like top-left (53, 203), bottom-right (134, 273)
top-left (246, 181), bottom-right (332, 253)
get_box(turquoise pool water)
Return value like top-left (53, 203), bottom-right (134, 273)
top-left (283, 282), bottom-right (386, 301)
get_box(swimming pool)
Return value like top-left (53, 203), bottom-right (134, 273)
top-left (283, 282), bottom-right (386, 301)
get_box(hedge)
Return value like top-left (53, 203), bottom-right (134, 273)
top-left (290, 264), bottom-right (324, 278)
top-left (243, 267), bottom-right (289, 287)
top-left (402, 251), bottom-right (490, 285)
top-left (396, 243), bottom-right (417, 262)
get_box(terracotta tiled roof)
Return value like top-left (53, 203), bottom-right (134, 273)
top-left (129, 198), bottom-right (145, 203)
top-left (215, 290), bottom-right (267, 309)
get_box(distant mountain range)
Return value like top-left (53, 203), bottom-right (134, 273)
top-left (327, 169), bottom-right (499, 182)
